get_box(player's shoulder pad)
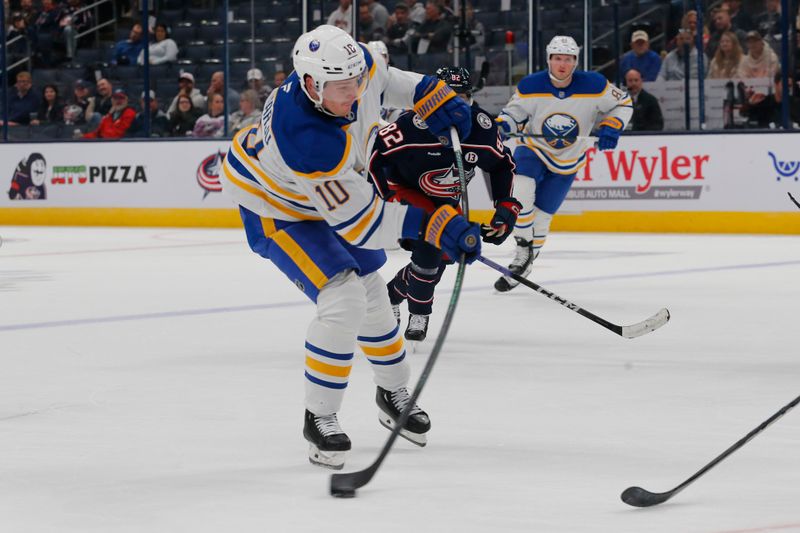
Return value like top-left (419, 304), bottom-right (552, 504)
top-left (357, 43), bottom-right (379, 80)
top-left (468, 104), bottom-right (499, 139)
top-left (271, 73), bottom-right (350, 178)
top-left (516, 71), bottom-right (552, 96)
top-left (570, 71), bottom-right (609, 96)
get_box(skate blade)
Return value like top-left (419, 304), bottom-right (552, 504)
top-left (378, 414), bottom-right (427, 447)
top-left (308, 444), bottom-right (346, 470)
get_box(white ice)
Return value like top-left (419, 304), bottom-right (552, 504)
top-left (1, 226), bottom-right (798, 533)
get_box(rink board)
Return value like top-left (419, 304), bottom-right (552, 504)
top-left (0, 134), bottom-right (798, 233)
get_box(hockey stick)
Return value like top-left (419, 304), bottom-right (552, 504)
top-left (789, 192), bottom-right (800, 209)
top-left (507, 132), bottom-right (598, 142)
top-left (621, 392), bottom-right (800, 507)
top-left (329, 126), bottom-right (473, 497)
top-left (478, 255), bottom-right (669, 339)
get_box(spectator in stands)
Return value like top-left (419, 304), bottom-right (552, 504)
top-left (0, 71), bottom-right (40, 126)
top-left (414, 1), bottom-right (452, 54)
top-left (708, 31), bottom-right (744, 79)
top-left (723, 0), bottom-right (755, 32)
top-left (363, 0), bottom-right (390, 29)
top-left (229, 90), bottom-right (261, 132)
top-left (82, 88), bottom-right (136, 138)
top-left (32, 0), bottom-right (66, 67)
top-left (167, 71), bottom-right (206, 118)
top-left (273, 70), bottom-right (287, 90)
top-left (245, 68), bottom-right (271, 107)
top-left (87, 77), bottom-right (113, 120)
top-left (327, 0), bottom-right (352, 35)
top-left (741, 71), bottom-right (800, 127)
top-left (137, 23), bottom-right (178, 65)
top-left (63, 80), bottom-right (91, 126)
top-left (708, 7), bottom-right (747, 59)
top-left (358, 4), bottom-right (385, 43)
top-left (738, 30), bottom-right (779, 78)
top-left (206, 70), bottom-right (239, 113)
top-left (620, 30), bottom-right (662, 82)
top-left (168, 94), bottom-right (200, 136)
top-left (61, 0), bottom-right (93, 62)
top-left (658, 29), bottom-right (709, 80)
top-left (19, 0), bottom-right (39, 28)
top-left (462, 3), bottom-right (485, 57)
top-left (385, 4), bottom-right (416, 55)
top-left (192, 93), bottom-right (226, 138)
top-left (6, 12), bottom-right (31, 79)
top-left (756, 0), bottom-right (782, 52)
top-left (127, 90), bottom-right (169, 137)
top-left (666, 10), bottom-right (709, 52)
top-left (31, 84), bottom-right (64, 125)
top-left (111, 22), bottom-right (144, 65)
top-left (625, 68), bottom-right (664, 131)
top-left (396, 0), bottom-right (426, 25)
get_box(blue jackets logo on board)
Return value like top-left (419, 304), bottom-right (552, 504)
top-left (767, 152), bottom-right (800, 181)
top-left (197, 151), bottom-right (225, 198)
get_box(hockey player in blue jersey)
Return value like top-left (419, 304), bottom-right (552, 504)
top-left (368, 66), bottom-right (520, 341)
top-left (219, 25), bottom-right (479, 470)
top-left (494, 36), bottom-right (633, 291)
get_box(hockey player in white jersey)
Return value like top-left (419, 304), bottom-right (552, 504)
top-left (219, 25), bottom-right (479, 469)
top-left (493, 36), bottom-right (633, 291)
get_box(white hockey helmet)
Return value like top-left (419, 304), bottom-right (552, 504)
top-left (367, 40), bottom-right (389, 64)
top-left (292, 25), bottom-right (369, 108)
top-left (546, 35), bottom-right (580, 81)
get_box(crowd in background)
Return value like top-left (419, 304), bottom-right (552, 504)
top-left (2, 0), bottom-right (799, 136)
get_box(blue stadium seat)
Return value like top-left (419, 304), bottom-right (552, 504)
top-left (198, 24), bottom-right (224, 42)
top-left (171, 25), bottom-right (196, 43)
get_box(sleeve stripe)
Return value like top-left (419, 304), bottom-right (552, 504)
top-left (226, 150), bottom-right (312, 210)
top-left (340, 195), bottom-right (380, 242)
top-left (231, 129), bottom-right (309, 201)
top-left (354, 201), bottom-right (386, 247)
top-left (222, 161), bottom-right (322, 221)
top-left (329, 189), bottom-right (377, 231)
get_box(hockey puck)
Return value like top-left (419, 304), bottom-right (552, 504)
top-left (330, 487), bottom-right (356, 498)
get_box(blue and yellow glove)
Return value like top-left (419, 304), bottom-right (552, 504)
top-left (413, 75), bottom-right (472, 140)
top-left (597, 117), bottom-right (623, 151)
top-left (424, 205), bottom-right (481, 264)
top-left (495, 116), bottom-right (513, 140)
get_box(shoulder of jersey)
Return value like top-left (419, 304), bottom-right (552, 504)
top-left (516, 71), bottom-right (552, 96)
top-left (569, 71), bottom-right (609, 96)
top-left (469, 105), bottom-right (498, 138)
top-left (270, 72), bottom-right (350, 177)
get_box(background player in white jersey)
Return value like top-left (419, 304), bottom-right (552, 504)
top-left (219, 25), bottom-right (479, 470)
top-left (493, 36), bottom-right (633, 291)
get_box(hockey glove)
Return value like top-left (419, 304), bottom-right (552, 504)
top-left (424, 205), bottom-right (481, 264)
top-left (481, 197), bottom-right (522, 245)
top-left (597, 118), bottom-right (624, 151)
top-left (413, 75), bottom-right (472, 141)
top-left (495, 116), bottom-right (513, 140)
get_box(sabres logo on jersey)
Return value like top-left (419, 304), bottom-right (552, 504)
top-left (418, 165), bottom-right (474, 198)
top-left (542, 113), bottom-right (579, 149)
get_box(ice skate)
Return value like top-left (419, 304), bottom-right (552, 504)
top-left (404, 313), bottom-right (429, 342)
top-left (376, 386), bottom-right (431, 446)
top-left (392, 304), bottom-right (401, 325)
top-left (303, 409), bottom-right (351, 470)
top-left (494, 237), bottom-right (534, 292)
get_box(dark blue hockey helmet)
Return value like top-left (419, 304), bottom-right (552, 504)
top-left (436, 66), bottom-right (472, 97)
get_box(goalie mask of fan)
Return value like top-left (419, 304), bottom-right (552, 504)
top-left (294, 25), bottom-right (370, 118)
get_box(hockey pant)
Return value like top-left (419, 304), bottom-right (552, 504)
top-left (387, 239), bottom-right (447, 316)
top-left (239, 207), bottom-right (410, 416)
top-left (511, 148), bottom-right (575, 258)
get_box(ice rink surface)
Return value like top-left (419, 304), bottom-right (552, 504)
top-left (1, 225), bottom-right (799, 533)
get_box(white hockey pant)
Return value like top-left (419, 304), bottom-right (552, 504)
top-left (304, 270), bottom-right (410, 416)
top-left (511, 174), bottom-right (553, 258)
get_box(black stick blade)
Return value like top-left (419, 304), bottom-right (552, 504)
top-left (620, 486), bottom-right (674, 507)
top-left (330, 464), bottom-right (377, 498)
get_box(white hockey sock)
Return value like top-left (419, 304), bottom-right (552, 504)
top-left (511, 175), bottom-right (537, 243)
top-left (531, 208), bottom-right (553, 259)
top-left (304, 270), bottom-right (367, 416)
top-left (357, 272), bottom-right (410, 392)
